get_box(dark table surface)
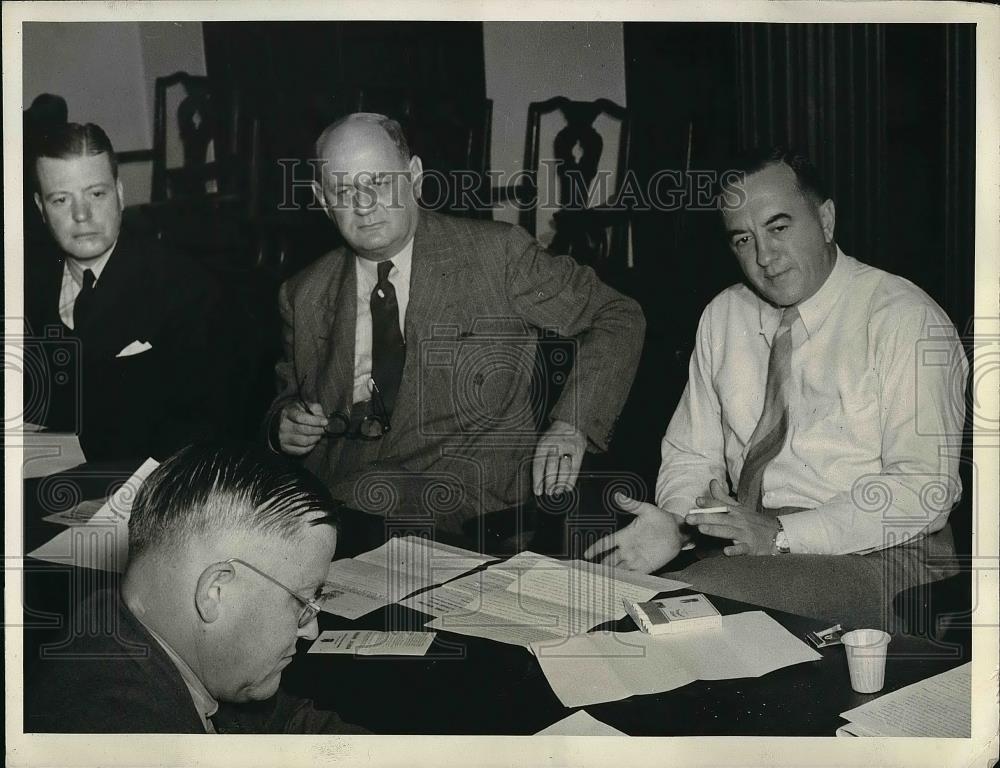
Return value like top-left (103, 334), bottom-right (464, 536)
top-left (20, 462), bottom-right (971, 736)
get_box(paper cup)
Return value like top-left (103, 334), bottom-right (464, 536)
top-left (842, 628), bottom-right (892, 693)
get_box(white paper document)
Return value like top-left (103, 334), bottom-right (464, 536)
top-left (425, 553), bottom-right (687, 647)
top-left (401, 550), bottom-right (546, 617)
top-left (321, 536), bottom-right (493, 619)
top-left (838, 662), bottom-right (971, 737)
top-left (309, 629), bottom-right (436, 656)
top-left (535, 710), bottom-right (627, 736)
top-left (22, 431), bottom-right (87, 479)
top-left (530, 611), bottom-right (822, 707)
top-left (26, 458), bottom-right (160, 573)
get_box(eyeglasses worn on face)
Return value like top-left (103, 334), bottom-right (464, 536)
top-left (225, 558), bottom-right (323, 629)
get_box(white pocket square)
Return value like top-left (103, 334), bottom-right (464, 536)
top-left (116, 340), bottom-right (152, 358)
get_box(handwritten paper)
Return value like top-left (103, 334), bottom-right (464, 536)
top-left (309, 629), bottom-right (436, 656)
top-left (26, 458), bottom-right (160, 573)
top-left (22, 431), bottom-right (87, 479)
top-left (838, 662), bottom-right (971, 737)
top-left (321, 536), bottom-right (493, 619)
top-left (535, 710), bottom-right (627, 736)
top-left (530, 611), bottom-right (822, 707)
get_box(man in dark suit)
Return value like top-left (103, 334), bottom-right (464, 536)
top-left (25, 442), bottom-right (368, 734)
top-left (24, 122), bottom-right (227, 461)
top-left (266, 113), bottom-right (644, 534)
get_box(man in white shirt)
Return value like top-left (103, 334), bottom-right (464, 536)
top-left (585, 147), bottom-right (966, 629)
top-left (267, 113), bottom-right (645, 535)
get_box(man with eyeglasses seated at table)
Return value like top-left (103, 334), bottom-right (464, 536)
top-left (25, 442), bottom-right (368, 734)
top-left (266, 112), bottom-right (644, 535)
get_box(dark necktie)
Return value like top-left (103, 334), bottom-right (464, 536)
top-left (73, 268), bottom-right (97, 331)
top-left (736, 307), bottom-right (798, 513)
top-left (370, 260), bottom-right (406, 414)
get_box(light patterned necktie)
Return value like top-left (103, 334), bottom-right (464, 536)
top-left (736, 306), bottom-right (799, 513)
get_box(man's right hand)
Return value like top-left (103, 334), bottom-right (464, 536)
top-left (583, 492), bottom-right (685, 573)
top-left (277, 401), bottom-right (329, 456)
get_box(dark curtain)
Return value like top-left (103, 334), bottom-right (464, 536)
top-left (202, 21), bottom-right (486, 266)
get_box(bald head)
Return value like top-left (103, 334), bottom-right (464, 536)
top-left (312, 113), bottom-right (423, 261)
top-left (315, 113), bottom-right (410, 165)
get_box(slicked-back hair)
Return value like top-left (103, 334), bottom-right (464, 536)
top-left (717, 145), bottom-right (830, 207)
top-left (314, 112), bottom-right (412, 172)
top-left (32, 122), bottom-right (119, 189)
top-left (127, 442), bottom-right (339, 561)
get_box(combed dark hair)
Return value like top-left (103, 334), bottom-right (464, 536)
top-left (128, 442), bottom-right (339, 561)
top-left (315, 112), bottom-right (412, 168)
top-left (717, 145), bottom-right (829, 206)
top-left (32, 122), bottom-right (119, 189)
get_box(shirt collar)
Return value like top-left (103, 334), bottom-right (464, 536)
top-left (355, 236), bottom-right (414, 283)
top-left (64, 239), bottom-right (118, 286)
top-left (757, 245), bottom-right (852, 341)
top-left (127, 599), bottom-right (219, 726)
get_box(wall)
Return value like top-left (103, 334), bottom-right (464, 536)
top-left (22, 22), bottom-right (206, 205)
top-left (483, 22), bottom-right (627, 230)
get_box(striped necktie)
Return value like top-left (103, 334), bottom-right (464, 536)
top-left (736, 306), bottom-right (798, 513)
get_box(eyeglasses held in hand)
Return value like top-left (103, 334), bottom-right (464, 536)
top-left (292, 350), bottom-right (391, 440)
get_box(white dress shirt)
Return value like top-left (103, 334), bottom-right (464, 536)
top-left (352, 238), bottom-right (414, 403)
top-left (656, 249), bottom-right (967, 555)
top-left (58, 243), bottom-right (116, 329)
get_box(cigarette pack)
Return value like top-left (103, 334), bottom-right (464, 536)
top-left (623, 593), bottom-right (722, 635)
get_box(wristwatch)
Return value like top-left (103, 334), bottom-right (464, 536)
top-left (772, 519), bottom-right (791, 555)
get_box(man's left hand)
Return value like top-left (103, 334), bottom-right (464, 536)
top-left (532, 419), bottom-right (587, 496)
top-left (685, 479), bottom-right (779, 556)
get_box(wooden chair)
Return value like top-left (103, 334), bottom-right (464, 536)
top-left (508, 97), bottom-right (632, 272)
top-left (150, 72), bottom-right (260, 215)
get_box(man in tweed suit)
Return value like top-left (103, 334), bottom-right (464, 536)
top-left (266, 113), bottom-right (644, 534)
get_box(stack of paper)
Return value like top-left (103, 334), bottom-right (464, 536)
top-left (837, 662), bottom-right (971, 737)
top-left (26, 458), bottom-right (160, 573)
top-left (321, 536), bottom-right (494, 619)
top-left (424, 553), bottom-right (688, 647)
top-left (530, 611), bottom-right (822, 707)
top-left (401, 550), bottom-right (542, 616)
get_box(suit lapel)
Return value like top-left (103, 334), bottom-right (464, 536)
top-left (31, 246), bottom-right (66, 332)
top-left (383, 212), bottom-right (466, 451)
top-left (313, 252), bottom-right (357, 416)
top-left (73, 231), bottom-right (145, 354)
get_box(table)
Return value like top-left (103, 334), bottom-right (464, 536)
top-left (20, 464), bottom-right (971, 736)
